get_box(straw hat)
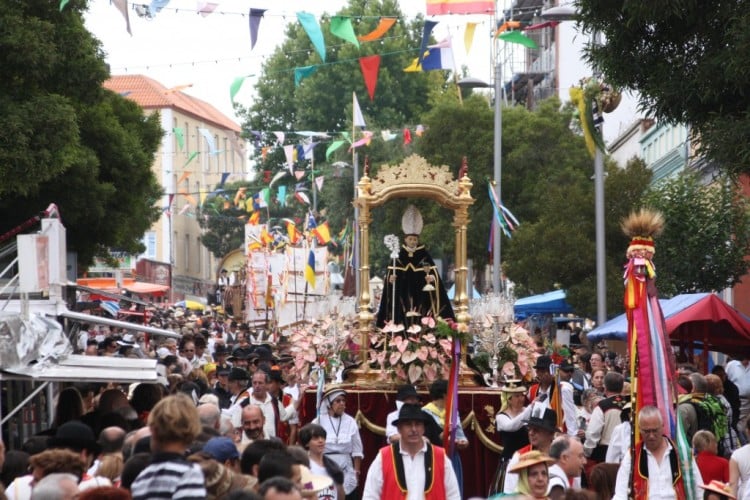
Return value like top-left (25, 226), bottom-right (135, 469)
top-left (298, 465), bottom-right (333, 495)
top-left (500, 380), bottom-right (526, 394)
top-left (508, 450), bottom-right (555, 474)
top-left (699, 480), bottom-right (736, 499)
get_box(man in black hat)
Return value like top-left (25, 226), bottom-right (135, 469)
top-left (213, 366), bottom-right (232, 409)
top-left (385, 384), bottom-right (421, 443)
top-left (529, 356), bottom-right (578, 438)
top-left (362, 403), bottom-right (460, 499)
top-left (502, 403), bottom-right (558, 494)
top-left (48, 420), bottom-right (110, 489)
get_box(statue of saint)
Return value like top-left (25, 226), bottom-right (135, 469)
top-left (376, 205), bottom-right (455, 327)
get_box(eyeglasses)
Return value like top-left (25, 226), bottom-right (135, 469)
top-left (640, 428), bottom-right (662, 435)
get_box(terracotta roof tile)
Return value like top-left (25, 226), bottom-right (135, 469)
top-left (104, 74), bottom-right (241, 132)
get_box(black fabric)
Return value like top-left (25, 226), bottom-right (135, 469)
top-left (391, 441), bottom-right (435, 493)
top-left (497, 420), bottom-right (529, 459)
top-left (376, 244), bottom-right (454, 327)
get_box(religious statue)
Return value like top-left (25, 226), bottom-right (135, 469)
top-left (376, 205), bottom-right (455, 327)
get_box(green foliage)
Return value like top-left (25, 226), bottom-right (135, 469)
top-left (641, 173), bottom-right (750, 297)
top-left (576, 0), bottom-right (750, 177)
top-left (0, 0), bottom-right (164, 267)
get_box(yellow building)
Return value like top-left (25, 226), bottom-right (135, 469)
top-left (104, 75), bottom-right (246, 301)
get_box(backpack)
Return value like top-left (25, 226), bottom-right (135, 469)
top-left (691, 394), bottom-right (728, 448)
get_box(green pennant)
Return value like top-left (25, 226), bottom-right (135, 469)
top-left (498, 31), bottom-right (538, 49)
top-left (330, 16), bottom-right (360, 48)
top-left (326, 140), bottom-right (346, 160)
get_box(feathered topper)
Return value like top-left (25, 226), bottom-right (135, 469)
top-left (621, 208), bottom-right (665, 258)
top-left (401, 205), bottom-right (423, 236)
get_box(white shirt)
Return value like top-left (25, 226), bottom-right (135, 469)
top-left (495, 404), bottom-right (532, 432)
top-left (731, 444), bottom-right (750, 500)
top-left (547, 463), bottom-right (581, 494)
top-left (385, 408), bottom-right (400, 442)
top-left (249, 392), bottom-right (289, 439)
top-left (362, 440), bottom-right (461, 500)
top-left (727, 360), bottom-right (750, 398)
top-left (606, 421), bottom-right (631, 463)
top-left (559, 381), bottom-right (579, 436)
top-left (314, 413), bottom-right (364, 495)
top-left (613, 440), bottom-right (703, 500)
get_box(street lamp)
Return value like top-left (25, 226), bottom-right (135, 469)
top-left (458, 61), bottom-right (502, 297)
top-left (541, 5), bottom-right (607, 327)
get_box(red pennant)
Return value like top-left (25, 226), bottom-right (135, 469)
top-left (263, 170), bottom-right (271, 183)
top-left (359, 55), bottom-right (381, 101)
top-left (403, 128), bottom-right (412, 145)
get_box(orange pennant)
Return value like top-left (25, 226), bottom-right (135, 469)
top-left (357, 17), bottom-right (397, 42)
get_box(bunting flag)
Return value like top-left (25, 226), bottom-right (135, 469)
top-left (178, 203), bottom-right (192, 215)
top-left (261, 187), bottom-right (271, 207)
top-left (294, 66), bottom-right (317, 86)
top-left (277, 185), bottom-right (287, 206)
top-left (498, 31), bottom-right (538, 49)
top-left (283, 145), bottom-right (295, 171)
top-left (426, 0), bottom-right (495, 15)
top-left (178, 190), bottom-right (197, 206)
top-left (164, 84), bottom-right (193, 94)
top-left (149, 0), bottom-right (171, 16)
top-left (297, 12), bottom-right (326, 62)
top-left (295, 192), bottom-right (310, 205)
top-left (357, 17), bottom-right (397, 42)
top-left (353, 92), bottom-right (366, 128)
top-left (294, 171), bottom-right (306, 181)
top-left (349, 131), bottom-right (373, 151)
top-left (173, 127), bottom-right (185, 150)
top-left (230, 76), bottom-right (246, 102)
top-left (403, 128), bottom-right (412, 145)
top-left (569, 86), bottom-right (605, 157)
top-left (286, 220), bottom-right (300, 244)
top-left (183, 151), bottom-right (199, 168)
top-left (417, 21), bottom-right (438, 65)
top-left (112, 0), bottom-right (132, 35)
top-left (269, 171), bottom-right (288, 187)
top-left (487, 182), bottom-right (517, 238)
top-left (495, 20), bottom-right (522, 36)
top-left (312, 221), bottom-right (331, 245)
top-left (330, 16), bottom-right (359, 48)
top-left (198, 128), bottom-right (217, 154)
top-left (273, 132), bottom-right (285, 145)
top-left (304, 249), bottom-right (316, 288)
top-left (359, 55), bottom-right (381, 101)
top-left (381, 130), bottom-right (397, 141)
top-left (199, 188), bottom-right (207, 207)
top-left (252, 191), bottom-right (267, 209)
top-left (314, 176), bottom-right (324, 192)
top-left (197, 2), bottom-right (218, 17)
top-left (525, 20), bottom-right (560, 31)
top-left (248, 211), bottom-right (260, 224)
top-left (249, 8), bottom-right (266, 50)
top-left (59, 0), bottom-right (70, 11)
top-left (326, 140), bottom-right (347, 160)
top-left (306, 212), bottom-right (317, 232)
top-left (464, 22), bottom-right (477, 54)
top-left (176, 171), bottom-right (193, 186)
top-left (415, 124), bottom-right (425, 136)
top-left (227, 132), bottom-right (246, 161)
top-left (260, 226), bottom-right (274, 245)
top-left (218, 172), bottom-right (230, 188)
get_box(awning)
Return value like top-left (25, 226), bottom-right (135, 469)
top-left (514, 290), bottom-right (573, 318)
top-left (76, 278), bottom-right (169, 297)
top-left (2, 355), bottom-right (159, 383)
top-left (60, 310), bottom-right (181, 339)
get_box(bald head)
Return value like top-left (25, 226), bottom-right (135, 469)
top-left (98, 426), bottom-right (126, 453)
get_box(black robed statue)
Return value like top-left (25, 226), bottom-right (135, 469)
top-left (376, 205), bottom-right (455, 327)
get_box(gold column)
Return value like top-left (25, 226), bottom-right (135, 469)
top-left (356, 173), bottom-right (374, 363)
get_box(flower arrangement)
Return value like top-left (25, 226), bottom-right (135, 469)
top-left (369, 317), bottom-right (466, 385)
top-left (286, 316), bottom-right (356, 383)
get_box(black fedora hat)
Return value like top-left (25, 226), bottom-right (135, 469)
top-left (559, 359), bottom-right (575, 372)
top-left (392, 403), bottom-right (431, 426)
top-left (395, 384), bottom-right (420, 402)
top-left (48, 420), bottom-right (101, 455)
top-left (534, 355), bottom-right (553, 371)
top-left (228, 367), bottom-right (250, 381)
top-left (523, 403), bottom-right (558, 433)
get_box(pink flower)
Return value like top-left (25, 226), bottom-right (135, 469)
top-left (417, 346), bottom-right (429, 362)
top-left (423, 333), bottom-right (436, 344)
top-left (421, 316), bottom-right (436, 328)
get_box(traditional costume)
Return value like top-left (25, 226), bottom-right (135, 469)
top-left (376, 205), bottom-right (455, 327)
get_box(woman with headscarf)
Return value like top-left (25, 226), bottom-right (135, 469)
top-left (313, 388), bottom-right (363, 500)
top-left (490, 381), bottom-right (532, 494)
top-left (507, 450), bottom-right (554, 500)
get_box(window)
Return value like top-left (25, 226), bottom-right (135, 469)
top-left (143, 232), bottom-right (157, 259)
top-left (196, 236), bottom-right (202, 276)
top-left (185, 234), bottom-right (190, 272)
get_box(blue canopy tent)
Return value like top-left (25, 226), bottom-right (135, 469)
top-left (514, 290), bottom-right (573, 319)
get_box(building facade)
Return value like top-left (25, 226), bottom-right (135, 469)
top-left (104, 75), bottom-right (246, 301)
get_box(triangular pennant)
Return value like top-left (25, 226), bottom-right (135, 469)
top-left (315, 176), bottom-right (324, 191)
top-left (465, 22), bottom-right (477, 54)
top-left (197, 1), bottom-right (218, 17)
top-left (198, 128), bottom-right (217, 154)
top-left (273, 132), bottom-right (285, 145)
top-left (326, 140), bottom-right (346, 160)
top-left (277, 185), bottom-right (287, 207)
top-left (498, 31), bottom-right (538, 49)
top-left (294, 65), bottom-right (317, 86)
top-left (112, 0), bottom-right (132, 35)
top-left (249, 8), bottom-right (266, 50)
top-left (359, 55), bottom-right (381, 101)
top-left (283, 145), bottom-right (295, 170)
top-left (357, 17), bottom-right (397, 42)
top-left (230, 76), bottom-right (246, 102)
top-left (353, 92), bottom-right (366, 128)
top-left (297, 12), bottom-right (326, 62)
top-left (173, 127), bottom-right (184, 150)
top-left (295, 171), bottom-right (306, 180)
top-left (418, 21), bottom-right (438, 65)
top-left (330, 16), bottom-right (360, 48)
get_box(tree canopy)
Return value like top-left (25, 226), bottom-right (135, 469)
top-left (576, 0), bottom-right (750, 177)
top-left (641, 173), bottom-right (750, 297)
top-left (0, 0), bottom-right (163, 267)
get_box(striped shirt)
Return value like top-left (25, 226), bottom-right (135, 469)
top-left (131, 452), bottom-right (206, 500)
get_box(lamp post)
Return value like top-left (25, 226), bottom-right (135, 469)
top-left (542, 5), bottom-right (607, 327)
top-left (458, 65), bottom-right (502, 297)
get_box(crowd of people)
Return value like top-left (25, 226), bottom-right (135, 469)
top-left (2, 307), bottom-right (750, 500)
top-left (491, 343), bottom-right (750, 500)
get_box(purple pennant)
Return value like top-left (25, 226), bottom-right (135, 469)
top-left (249, 8), bottom-right (266, 50)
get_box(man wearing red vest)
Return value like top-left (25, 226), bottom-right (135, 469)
top-left (613, 405), bottom-right (703, 500)
top-left (362, 403), bottom-right (460, 499)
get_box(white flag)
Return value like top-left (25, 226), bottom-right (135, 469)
top-left (353, 92), bottom-right (366, 129)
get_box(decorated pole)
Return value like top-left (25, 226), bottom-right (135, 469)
top-left (622, 209), bottom-right (693, 499)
